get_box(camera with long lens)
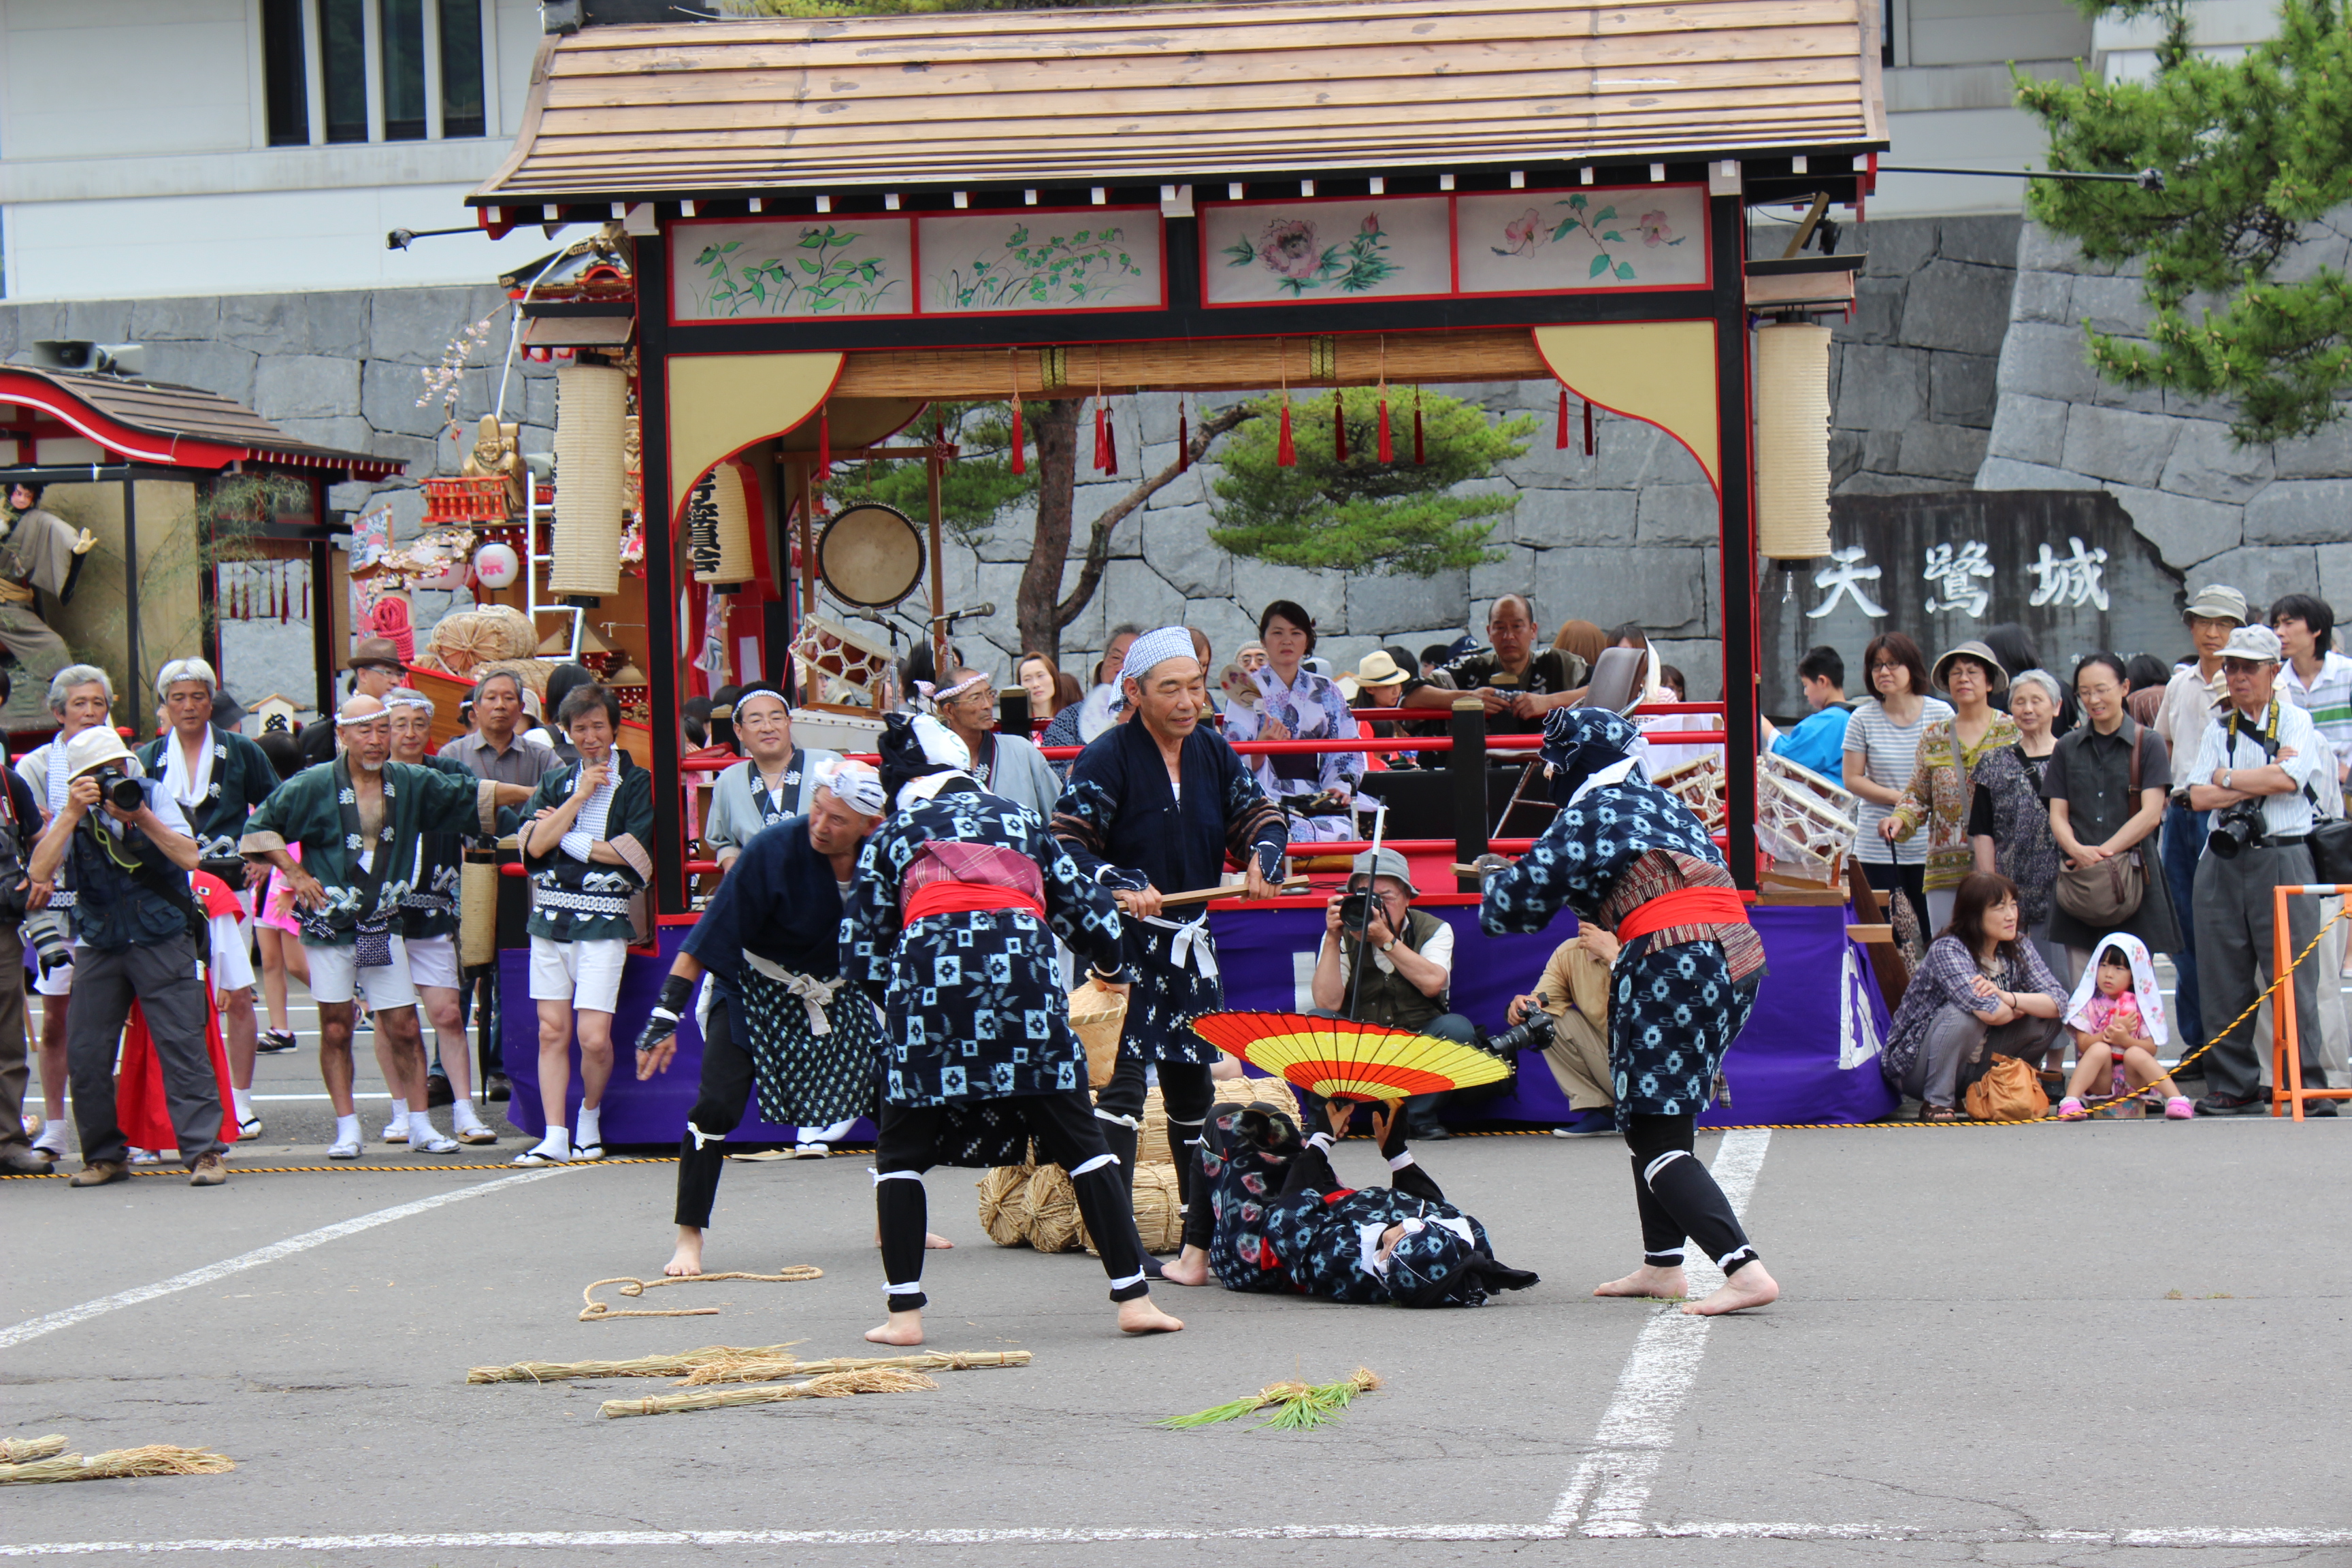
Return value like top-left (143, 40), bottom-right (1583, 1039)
top-left (90, 764), bottom-right (143, 813)
top-left (22, 909), bottom-right (72, 974)
top-left (2206, 798), bottom-right (2267, 859)
top-left (1483, 1013), bottom-right (1556, 1059)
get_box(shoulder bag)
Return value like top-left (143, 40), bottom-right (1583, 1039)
top-left (2054, 720), bottom-right (2147, 927)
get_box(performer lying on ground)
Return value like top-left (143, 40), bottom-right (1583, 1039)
top-left (845, 713), bottom-right (1182, 1343)
top-left (1051, 625), bottom-right (1287, 1260)
top-left (1479, 706), bottom-right (1780, 1316)
top-left (1164, 1092), bottom-right (1537, 1306)
top-left (634, 760), bottom-right (946, 1275)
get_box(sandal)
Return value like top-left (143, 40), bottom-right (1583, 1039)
top-left (2057, 1096), bottom-right (2088, 1120)
top-left (455, 1125), bottom-right (500, 1145)
top-left (1921, 1104), bottom-right (1963, 1123)
top-left (257, 1028), bottom-right (299, 1054)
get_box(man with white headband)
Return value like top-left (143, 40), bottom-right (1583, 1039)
top-left (1052, 625), bottom-right (1288, 1250)
top-left (635, 758), bottom-right (896, 1276)
top-left (242, 695), bottom-right (527, 1159)
top-left (700, 679), bottom-right (840, 872)
top-left (928, 666), bottom-right (1062, 820)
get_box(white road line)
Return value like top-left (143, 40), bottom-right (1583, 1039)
top-left (5, 1522), bottom-right (2347, 1556)
top-left (1550, 1128), bottom-right (1771, 1533)
top-left (0, 1168), bottom-right (568, 1352)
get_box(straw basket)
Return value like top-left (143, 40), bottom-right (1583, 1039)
top-left (1083, 1163), bottom-right (1183, 1256)
top-left (1068, 985), bottom-right (1126, 1090)
top-left (1213, 1073), bottom-right (1299, 1124)
top-left (1022, 1165), bottom-right (1084, 1254)
top-left (459, 851), bottom-right (500, 968)
top-left (976, 1164), bottom-right (1033, 1247)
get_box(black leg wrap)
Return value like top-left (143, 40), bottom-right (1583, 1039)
top-left (1639, 1147), bottom-right (1756, 1275)
top-left (875, 1174), bottom-right (931, 1308)
top-left (672, 999), bottom-right (754, 1230)
top-left (673, 1127), bottom-right (728, 1230)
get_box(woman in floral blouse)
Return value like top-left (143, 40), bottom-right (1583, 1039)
top-left (1885, 640), bottom-right (2021, 936)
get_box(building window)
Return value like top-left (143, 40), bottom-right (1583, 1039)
top-left (263, 0), bottom-right (491, 147)
top-left (261, 0), bottom-right (311, 146)
top-left (322, 0), bottom-right (369, 144)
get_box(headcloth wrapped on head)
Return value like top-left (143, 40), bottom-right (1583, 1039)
top-left (1112, 626), bottom-right (1199, 709)
top-left (815, 756), bottom-right (888, 817)
top-left (878, 711), bottom-right (973, 809)
top-left (1539, 706), bottom-right (1646, 806)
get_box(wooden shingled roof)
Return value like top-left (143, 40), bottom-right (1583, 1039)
top-left (473, 0), bottom-right (1886, 204)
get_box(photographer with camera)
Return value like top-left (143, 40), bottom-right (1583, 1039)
top-left (1501, 925), bottom-right (1620, 1139)
top-left (139, 657), bottom-right (281, 1141)
top-left (2185, 625), bottom-right (2337, 1115)
top-left (24, 726), bottom-right (219, 1186)
top-left (1310, 848), bottom-right (1480, 1141)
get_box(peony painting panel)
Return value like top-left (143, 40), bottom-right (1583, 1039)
top-left (1454, 186), bottom-right (1708, 295)
top-left (918, 210), bottom-right (1164, 314)
top-left (672, 218), bottom-right (915, 320)
top-left (1202, 195), bottom-right (1451, 306)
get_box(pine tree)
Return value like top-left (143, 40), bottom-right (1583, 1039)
top-left (2016, 0), bottom-right (2352, 443)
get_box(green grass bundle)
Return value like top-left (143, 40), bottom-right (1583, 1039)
top-left (1158, 1367), bottom-right (1382, 1432)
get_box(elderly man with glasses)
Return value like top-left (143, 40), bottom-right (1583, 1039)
top-left (930, 666), bottom-right (1062, 821)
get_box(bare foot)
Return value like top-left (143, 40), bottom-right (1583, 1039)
top-left (1117, 1296), bottom-right (1184, 1335)
top-left (926, 1232), bottom-right (953, 1250)
top-left (865, 1309), bottom-right (924, 1345)
top-left (664, 1226), bottom-right (705, 1278)
top-left (1158, 1245), bottom-right (1211, 1287)
top-left (1682, 1262), bottom-right (1778, 1316)
top-left (1595, 1263), bottom-right (1687, 1301)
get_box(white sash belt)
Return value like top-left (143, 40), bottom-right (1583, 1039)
top-left (742, 949), bottom-right (848, 1035)
top-left (1142, 914), bottom-right (1218, 979)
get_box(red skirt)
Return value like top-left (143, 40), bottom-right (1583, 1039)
top-left (115, 992), bottom-right (238, 1153)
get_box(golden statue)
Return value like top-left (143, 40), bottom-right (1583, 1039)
top-left (459, 414), bottom-right (527, 519)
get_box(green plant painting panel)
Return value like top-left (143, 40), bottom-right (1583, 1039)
top-left (919, 211), bottom-right (1161, 314)
top-left (672, 218), bottom-right (913, 320)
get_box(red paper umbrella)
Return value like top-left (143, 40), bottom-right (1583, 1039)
top-left (1189, 1011), bottom-right (1510, 1103)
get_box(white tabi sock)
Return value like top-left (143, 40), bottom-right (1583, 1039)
top-left (232, 1088), bottom-right (254, 1122)
top-left (576, 1105), bottom-right (602, 1149)
top-left (451, 1098), bottom-right (488, 1132)
top-left (536, 1126), bottom-right (572, 1158)
top-left (406, 1110), bottom-right (440, 1145)
top-left (387, 1098), bottom-right (409, 1118)
top-left (334, 1113), bottom-right (361, 1146)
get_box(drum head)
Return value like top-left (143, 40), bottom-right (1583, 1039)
top-left (817, 504), bottom-right (924, 608)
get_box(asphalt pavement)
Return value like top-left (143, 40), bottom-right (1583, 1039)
top-left (5, 1085), bottom-right (2348, 1567)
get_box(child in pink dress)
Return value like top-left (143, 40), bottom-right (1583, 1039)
top-left (2058, 937), bottom-right (2191, 1120)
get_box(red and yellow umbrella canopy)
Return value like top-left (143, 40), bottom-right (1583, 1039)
top-left (1189, 1011), bottom-right (1511, 1103)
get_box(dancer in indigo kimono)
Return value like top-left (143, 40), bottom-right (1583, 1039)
top-left (635, 760), bottom-right (899, 1277)
top-left (845, 713), bottom-right (1183, 1343)
top-left (1052, 625), bottom-right (1288, 1240)
top-left (1479, 706), bottom-right (1780, 1316)
top-left (1173, 1093), bottom-right (1537, 1307)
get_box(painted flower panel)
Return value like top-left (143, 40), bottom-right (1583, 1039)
top-left (1454, 186), bottom-right (1708, 295)
top-left (1203, 195), bottom-right (1450, 305)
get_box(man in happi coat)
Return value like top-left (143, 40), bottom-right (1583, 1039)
top-left (699, 681), bottom-right (841, 870)
top-left (241, 696), bottom-right (526, 1159)
top-left (1171, 1094), bottom-right (1537, 1307)
top-left (634, 760), bottom-right (901, 1277)
top-left (1477, 707), bottom-right (1780, 1316)
top-left (844, 713), bottom-right (1183, 1344)
top-left (1051, 626), bottom-right (1287, 1232)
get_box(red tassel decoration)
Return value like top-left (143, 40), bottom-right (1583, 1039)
top-left (1178, 399), bottom-right (1190, 472)
top-left (817, 403), bottom-right (832, 482)
top-left (1009, 401), bottom-right (1025, 476)
top-left (1584, 397), bottom-right (1597, 457)
top-left (1556, 385), bottom-right (1571, 450)
top-left (1095, 399), bottom-right (1117, 474)
top-left (1277, 398), bottom-right (1296, 467)
top-left (1333, 388), bottom-right (1348, 461)
top-left (279, 562), bottom-right (289, 623)
top-left (1412, 389), bottom-right (1425, 465)
top-left (1377, 390), bottom-right (1392, 463)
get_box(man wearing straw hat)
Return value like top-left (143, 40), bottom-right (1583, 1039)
top-left (1052, 625), bottom-right (1288, 1246)
top-left (242, 695), bottom-right (525, 1159)
top-left (636, 758), bottom-right (900, 1277)
top-left (847, 713), bottom-right (1183, 1343)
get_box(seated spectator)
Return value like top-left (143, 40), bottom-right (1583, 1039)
top-left (1506, 924), bottom-right (1618, 1138)
top-left (1659, 664), bottom-right (1688, 702)
top-left (1223, 601), bottom-right (1363, 843)
top-left (930, 664), bottom-right (1060, 819)
top-left (2055, 936), bottom-right (2191, 1120)
top-left (681, 696), bottom-right (713, 752)
top-left (1346, 649), bottom-right (1419, 768)
top-left (1552, 618), bottom-right (1605, 670)
top-left (1769, 644), bottom-right (1853, 780)
top-left (1418, 642), bottom-right (1459, 687)
top-left (1310, 849), bottom-right (1478, 1141)
top-left (701, 683), bottom-right (841, 872)
top-left (1039, 625), bottom-right (1140, 755)
top-left (1880, 871), bottom-right (2067, 1122)
top-left (1965, 668), bottom-right (2065, 977)
top-left (1016, 651), bottom-right (1069, 723)
top-left (1403, 597), bottom-right (1587, 734)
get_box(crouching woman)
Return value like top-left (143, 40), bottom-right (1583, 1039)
top-left (1880, 870), bottom-right (2067, 1122)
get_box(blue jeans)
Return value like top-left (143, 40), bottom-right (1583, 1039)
top-left (2162, 801), bottom-right (2208, 1051)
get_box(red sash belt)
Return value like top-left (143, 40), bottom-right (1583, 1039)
top-left (1614, 886), bottom-right (1750, 944)
top-left (904, 881), bottom-right (1046, 924)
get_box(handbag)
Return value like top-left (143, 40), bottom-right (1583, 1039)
top-left (1964, 1053), bottom-right (2050, 1122)
top-left (2055, 719), bottom-right (2148, 926)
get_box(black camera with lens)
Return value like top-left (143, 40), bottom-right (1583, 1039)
top-left (91, 765), bottom-right (144, 813)
top-left (1338, 889), bottom-right (1373, 935)
top-left (1483, 1013), bottom-right (1556, 1059)
top-left (2206, 798), bottom-right (2268, 859)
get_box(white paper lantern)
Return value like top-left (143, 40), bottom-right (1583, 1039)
top-left (548, 362), bottom-right (627, 597)
top-left (474, 541), bottom-right (520, 589)
top-left (691, 462), bottom-right (755, 587)
top-left (1754, 323), bottom-right (1833, 561)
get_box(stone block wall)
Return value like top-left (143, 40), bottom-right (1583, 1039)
top-left (1977, 216), bottom-right (2352, 615)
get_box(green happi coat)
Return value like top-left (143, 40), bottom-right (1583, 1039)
top-left (517, 751), bottom-right (654, 944)
top-left (240, 756), bottom-right (500, 948)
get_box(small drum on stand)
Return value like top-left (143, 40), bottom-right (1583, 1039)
top-left (817, 504), bottom-right (924, 608)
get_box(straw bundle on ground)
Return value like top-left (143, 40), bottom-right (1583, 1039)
top-left (600, 1368), bottom-right (935, 1419)
top-left (674, 1348), bottom-right (1032, 1386)
top-left (1214, 1074), bottom-right (1299, 1123)
top-left (1085, 1162), bottom-right (1182, 1255)
top-left (1068, 985), bottom-right (1126, 1089)
top-left (466, 1343), bottom-right (804, 1384)
top-left (579, 1267), bottom-right (823, 1322)
top-left (1, 1436), bottom-right (66, 1463)
top-left (0, 1446), bottom-right (235, 1483)
top-left (977, 1164), bottom-right (1033, 1247)
top-left (1023, 1164), bottom-right (1083, 1253)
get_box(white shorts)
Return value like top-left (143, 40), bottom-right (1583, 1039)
top-left (304, 936), bottom-right (419, 1011)
top-left (208, 912), bottom-right (255, 994)
top-left (529, 934), bottom-right (627, 1015)
top-left (406, 932), bottom-right (460, 992)
top-left (34, 951), bottom-right (74, 997)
